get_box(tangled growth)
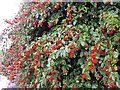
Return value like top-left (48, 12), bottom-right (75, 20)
top-left (1, 1), bottom-right (120, 88)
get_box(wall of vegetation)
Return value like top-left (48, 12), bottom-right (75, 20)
top-left (1, 1), bottom-right (120, 88)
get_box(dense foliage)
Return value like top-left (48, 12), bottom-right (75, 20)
top-left (1, 1), bottom-right (120, 88)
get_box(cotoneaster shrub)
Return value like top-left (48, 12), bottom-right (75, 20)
top-left (1, 1), bottom-right (120, 88)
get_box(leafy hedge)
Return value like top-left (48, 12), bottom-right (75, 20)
top-left (1, 1), bottom-right (120, 88)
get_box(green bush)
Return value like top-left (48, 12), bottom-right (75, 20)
top-left (1, 1), bottom-right (120, 88)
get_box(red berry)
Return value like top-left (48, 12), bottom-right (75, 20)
top-left (56, 85), bottom-right (61, 88)
top-left (90, 53), bottom-right (96, 59)
top-left (56, 39), bottom-right (62, 45)
top-left (106, 2), bottom-right (110, 5)
top-left (81, 74), bottom-right (87, 79)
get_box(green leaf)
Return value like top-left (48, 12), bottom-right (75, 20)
top-left (92, 83), bottom-right (98, 89)
top-left (52, 54), bottom-right (55, 59)
top-left (85, 82), bottom-right (91, 88)
top-left (56, 50), bottom-right (61, 58)
top-left (62, 40), bottom-right (65, 44)
top-left (35, 46), bottom-right (40, 50)
top-left (81, 41), bottom-right (85, 46)
top-left (116, 80), bottom-right (120, 88)
top-left (91, 46), bottom-right (94, 50)
top-left (62, 50), bottom-right (66, 57)
top-left (79, 13), bottom-right (82, 17)
top-left (80, 51), bottom-right (83, 57)
top-left (46, 58), bottom-right (51, 68)
top-left (68, 64), bottom-right (71, 68)
top-left (85, 71), bottom-right (90, 80)
top-left (78, 59), bottom-right (84, 65)
top-left (113, 51), bottom-right (119, 58)
top-left (88, 62), bottom-right (92, 65)
top-left (65, 46), bottom-right (70, 53)
top-left (101, 46), bottom-right (105, 50)
top-left (62, 60), bottom-right (67, 65)
top-left (55, 18), bottom-right (59, 24)
top-left (67, 25), bottom-right (72, 28)
top-left (60, 49), bottom-right (66, 57)
top-left (51, 60), bottom-right (54, 66)
top-left (73, 20), bottom-right (77, 25)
